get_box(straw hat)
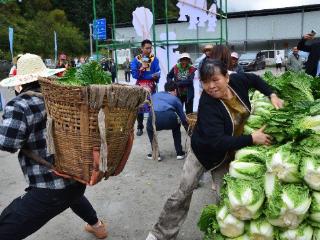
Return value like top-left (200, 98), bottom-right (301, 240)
top-left (179, 52), bottom-right (191, 61)
top-left (13, 54), bottom-right (23, 65)
top-left (0, 53), bottom-right (65, 87)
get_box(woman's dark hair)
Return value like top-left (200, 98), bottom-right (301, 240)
top-left (141, 39), bottom-right (152, 47)
top-left (164, 81), bottom-right (178, 92)
top-left (20, 81), bottom-right (41, 94)
top-left (209, 45), bottom-right (231, 70)
top-left (200, 59), bottom-right (228, 83)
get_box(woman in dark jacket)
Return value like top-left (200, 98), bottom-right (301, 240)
top-left (146, 59), bottom-right (284, 240)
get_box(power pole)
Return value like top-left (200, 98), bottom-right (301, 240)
top-left (89, 23), bottom-right (93, 57)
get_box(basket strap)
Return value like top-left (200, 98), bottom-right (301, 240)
top-left (89, 85), bottom-right (106, 109)
top-left (46, 116), bottom-right (56, 154)
top-left (23, 91), bottom-right (43, 98)
top-left (98, 108), bottom-right (108, 173)
top-left (21, 149), bottom-right (54, 170)
top-left (147, 92), bottom-right (159, 161)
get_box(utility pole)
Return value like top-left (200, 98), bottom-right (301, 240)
top-left (89, 23), bottom-right (93, 57)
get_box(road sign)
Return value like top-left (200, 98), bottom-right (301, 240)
top-left (93, 18), bottom-right (107, 40)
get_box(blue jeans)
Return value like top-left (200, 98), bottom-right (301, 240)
top-left (0, 182), bottom-right (98, 240)
top-left (147, 110), bottom-right (183, 155)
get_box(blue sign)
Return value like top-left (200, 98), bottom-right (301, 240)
top-left (93, 18), bottom-right (107, 40)
top-left (8, 27), bottom-right (14, 61)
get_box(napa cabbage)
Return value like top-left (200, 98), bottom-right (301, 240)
top-left (229, 160), bottom-right (266, 180)
top-left (298, 135), bottom-right (320, 156)
top-left (216, 205), bottom-right (245, 238)
top-left (309, 192), bottom-right (320, 227)
top-left (294, 115), bottom-right (320, 135)
top-left (300, 156), bottom-right (320, 191)
top-left (278, 223), bottom-right (313, 240)
top-left (265, 181), bottom-right (311, 229)
top-left (225, 176), bottom-right (265, 220)
top-left (266, 143), bottom-right (301, 183)
top-left (313, 228), bottom-right (320, 240)
top-left (226, 234), bottom-right (250, 240)
top-left (249, 217), bottom-right (274, 240)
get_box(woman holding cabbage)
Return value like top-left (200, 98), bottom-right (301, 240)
top-left (146, 59), bottom-right (284, 240)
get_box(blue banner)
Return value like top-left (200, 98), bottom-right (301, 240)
top-left (8, 27), bottom-right (14, 61)
top-left (54, 31), bottom-right (57, 64)
top-left (93, 18), bottom-right (107, 40)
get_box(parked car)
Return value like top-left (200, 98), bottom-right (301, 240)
top-left (238, 52), bottom-right (266, 72)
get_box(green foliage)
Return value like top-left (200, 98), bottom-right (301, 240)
top-left (0, 2), bottom-right (86, 58)
top-left (51, 0), bottom-right (179, 37)
top-left (198, 204), bottom-right (219, 234)
top-left (58, 61), bottom-right (111, 86)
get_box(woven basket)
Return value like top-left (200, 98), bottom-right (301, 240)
top-left (39, 77), bottom-right (147, 184)
top-left (186, 113), bottom-right (198, 131)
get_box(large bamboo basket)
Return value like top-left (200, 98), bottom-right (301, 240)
top-left (39, 77), bottom-right (147, 184)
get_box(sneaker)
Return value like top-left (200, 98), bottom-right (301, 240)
top-left (147, 153), bottom-right (162, 161)
top-left (85, 220), bottom-right (108, 239)
top-left (176, 151), bottom-right (186, 160)
top-left (146, 232), bottom-right (158, 240)
top-left (136, 129), bottom-right (143, 136)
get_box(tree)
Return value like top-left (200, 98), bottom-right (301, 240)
top-left (0, 2), bottom-right (87, 59)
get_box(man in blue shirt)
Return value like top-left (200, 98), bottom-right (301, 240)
top-left (131, 39), bottom-right (161, 136)
top-left (146, 82), bottom-right (188, 161)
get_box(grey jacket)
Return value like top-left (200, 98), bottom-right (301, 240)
top-left (287, 54), bottom-right (303, 72)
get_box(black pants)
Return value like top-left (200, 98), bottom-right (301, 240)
top-left (137, 113), bottom-right (144, 130)
top-left (147, 110), bottom-right (183, 155)
top-left (125, 71), bottom-right (130, 82)
top-left (276, 63), bottom-right (282, 70)
top-left (178, 95), bottom-right (193, 114)
top-left (0, 182), bottom-right (98, 240)
top-left (111, 74), bottom-right (116, 83)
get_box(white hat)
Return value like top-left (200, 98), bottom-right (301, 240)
top-left (0, 53), bottom-right (65, 87)
top-left (179, 53), bottom-right (191, 61)
top-left (202, 44), bottom-right (214, 52)
top-left (231, 52), bottom-right (239, 59)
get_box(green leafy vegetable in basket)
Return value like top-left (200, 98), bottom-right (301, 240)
top-left (58, 61), bottom-right (112, 86)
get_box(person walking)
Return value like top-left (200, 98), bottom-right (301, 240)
top-left (230, 52), bottom-right (244, 73)
top-left (275, 51), bottom-right (283, 72)
top-left (297, 32), bottom-right (320, 77)
top-left (131, 39), bottom-right (160, 136)
top-left (167, 53), bottom-right (196, 114)
top-left (101, 58), bottom-right (109, 72)
top-left (109, 59), bottom-right (117, 83)
top-left (287, 46), bottom-right (304, 72)
top-left (145, 59), bottom-right (284, 240)
top-left (0, 54), bottom-right (108, 240)
top-left (123, 57), bottom-right (131, 82)
top-left (146, 82), bottom-right (188, 161)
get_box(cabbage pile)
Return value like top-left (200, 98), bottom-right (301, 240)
top-left (198, 72), bottom-right (320, 239)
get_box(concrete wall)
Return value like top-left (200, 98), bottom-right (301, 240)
top-left (115, 10), bottom-right (320, 52)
